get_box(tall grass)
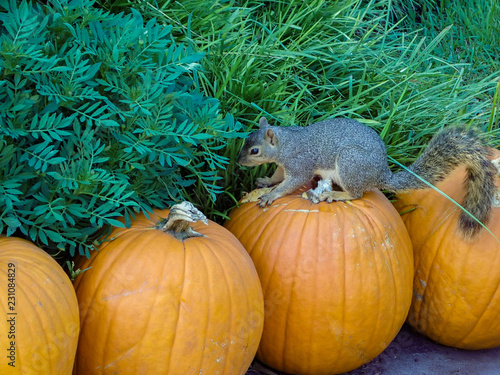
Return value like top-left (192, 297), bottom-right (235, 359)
top-left (398, 0), bottom-right (500, 76)
top-left (99, 0), bottom-right (500, 219)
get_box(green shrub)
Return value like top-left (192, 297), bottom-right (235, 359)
top-left (0, 0), bottom-right (245, 257)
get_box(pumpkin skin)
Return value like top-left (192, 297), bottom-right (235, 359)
top-left (73, 208), bottom-right (264, 375)
top-left (0, 236), bottom-right (79, 374)
top-left (224, 188), bottom-right (413, 375)
top-left (393, 148), bottom-right (500, 350)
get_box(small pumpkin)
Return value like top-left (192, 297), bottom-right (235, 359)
top-left (393, 149), bottom-right (500, 350)
top-left (73, 202), bottom-right (264, 375)
top-left (0, 236), bottom-right (79, 374)
top-left (224, 188), bottom-right (413, 375)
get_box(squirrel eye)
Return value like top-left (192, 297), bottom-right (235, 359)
top-left (250, 148), bottom-right (259, 155)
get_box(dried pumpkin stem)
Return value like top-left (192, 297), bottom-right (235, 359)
top-left (157, 202), bottom-right (208, 240)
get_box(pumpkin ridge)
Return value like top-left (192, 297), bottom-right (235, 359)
top-left (79, 229), bottom-right (149, 370)
top-left (256, 204), bottom-right (296, 298)
top-left (373, 197), bottom-right (411, 342)
top-left (456, 276), bottom-right (500, 347)
top-left (377, 210), bottom-right (404, 351)
top-left (393, 209), bottom-right (415, 306)
top-left (342, 199), bottom-right (383, 360)
top-left (277, 208), bottom-right (302, 370)
top-left (250, 203), bottom-right (290, 258)
top-left (344, 201), bottom-right (381, 360)
top-left (163, 232), bottom-right (186, 373)
top-left (454, 240), bottom-right (500, 347)
top-left (201, 236), bottom-right (233, 373)
top-left (21, 250), bottom-right (67, 371)
top-left (282, 202), bottom-right (316, 371)
top-left (191, 241), bottom-right (214, 373)
top-left (447, 225), bottom-right (484, 344)
top-left (99, 256), bottom-right (136, 372)
top-left (48, 269), bottom-right (79, 371)
top-left (209, 236), bottom-right (255, 374)
top-left (252, 198), bottom-right (304, 368)
top-left (415, 227), bottom-right (444, 331)
top-left (306, 209), bottom-right (321, 369)
top-left (338, 203), bottom-right (349, 361)
top-left (382, 193), bottom-right (413, 347)
top-left (135, 234), bottom-right (174, 372)
top-left (421, 219), bottom-right (459, 341)
top-left (428, 221), bottom-right (467, 343)
top-left (348, 202), bottom-right (383, 356)
top-left (21, 276), bottom-right (51, 371)
top-left (166, 237), bottom-right (191, 373)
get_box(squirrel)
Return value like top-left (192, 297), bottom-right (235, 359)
top-left (238, 117), bottom-right (497, 238)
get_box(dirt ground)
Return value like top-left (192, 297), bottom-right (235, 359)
top-left (246, 323), bottom-right (500, 375)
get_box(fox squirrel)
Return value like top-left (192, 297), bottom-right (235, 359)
top-left (239, 117), bottom-right (496, 237)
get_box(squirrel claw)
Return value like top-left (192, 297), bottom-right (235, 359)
top-left (258, 200), bottom-right (268, 208)
top-left (258, 193), bottom-right (278, 207)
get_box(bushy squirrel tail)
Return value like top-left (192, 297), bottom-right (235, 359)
top-left (384, 127), bottom-right (496, 237)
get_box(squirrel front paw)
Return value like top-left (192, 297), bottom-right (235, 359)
top-left (258, 192), bottom-right (281, 207)
top-left (256, 177), bottom-right (276, 188)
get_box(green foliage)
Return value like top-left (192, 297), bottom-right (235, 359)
top-left (133, 0), bottom-right (499, 187)
top-left (0, 0), bottom-right (245, 257)
top-left (395, 0), bottom-right (500, 78)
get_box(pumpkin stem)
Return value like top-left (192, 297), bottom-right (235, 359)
top-left (157, 202), bottom-right (209, 240)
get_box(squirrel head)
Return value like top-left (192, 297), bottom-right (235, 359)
top-left (238, 117), bottom-right (279, 166)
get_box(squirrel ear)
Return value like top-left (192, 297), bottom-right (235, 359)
top-left (259, 117), bottom-right (270, 128)
top-left (265, 128), bottom-right (277, 146)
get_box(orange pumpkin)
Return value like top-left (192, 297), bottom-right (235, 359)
top-left (393, 149), bottom-right (500, 350)
top-left (73, 203), bottom-right (264, 374)
top-left (0, 236), bottom-right (79, 374)
top-left (224, 188), bottom-right (413, 375)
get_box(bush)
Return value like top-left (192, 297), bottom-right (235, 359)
top-left (0, 0), bottom-right (245, 257)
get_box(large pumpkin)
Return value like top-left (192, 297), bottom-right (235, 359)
top-left (224, 188), bottom-right (413, 375)
top-left (0, 236), bottom-right (79, 374)
top-left (393, 149), bottom-right (500, 350)
top-left (73, 202), bottom-right (264, 374)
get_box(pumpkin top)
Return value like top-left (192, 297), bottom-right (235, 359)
top-left (155, 201), bottom-right (208, 240)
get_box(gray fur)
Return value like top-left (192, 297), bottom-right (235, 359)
top-left (239, 117), bottom-right (496, 238)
